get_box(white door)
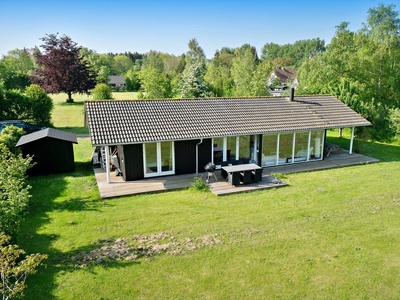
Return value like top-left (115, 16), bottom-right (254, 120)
top-left (143, 141), bottom-right (174, 177)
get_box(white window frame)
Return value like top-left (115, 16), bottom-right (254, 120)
top-left (143, 142), bottom-right (175, 178)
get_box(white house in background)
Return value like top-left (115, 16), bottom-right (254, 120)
top-left (108, 76), bottom-right (126, 90)
top-left (267, 67), bottom-right (298, 97)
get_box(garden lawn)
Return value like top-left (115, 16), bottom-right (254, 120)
top-left (50, 92), bottom-right (137, 134)
top-left (17, 134), bottom-right (400, 299)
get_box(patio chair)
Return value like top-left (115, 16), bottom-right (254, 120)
top-left (240, 170), bottom-right (252, 185)
top-left (220, 161), bottom-right (229, 179)
top-left (251, 168), bottom-right (262, 183)
top-left (228, 171), bottom-right (240, 186)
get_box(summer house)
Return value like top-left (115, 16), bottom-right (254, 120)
top-left (85, 92), bottom-right (370, 183)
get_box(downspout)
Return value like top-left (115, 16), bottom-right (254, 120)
top-left (195, 139), bottom-right (203, 174)
top-left (349, 127), bottom-right (355, 155)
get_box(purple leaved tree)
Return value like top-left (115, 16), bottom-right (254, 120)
top-left (31, 34), bottom-right (96, 103)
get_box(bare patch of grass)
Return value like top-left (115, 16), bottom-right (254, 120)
top-left (67, 232), bottom-right (223, 267)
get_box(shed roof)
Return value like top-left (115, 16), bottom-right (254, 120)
top-left (85, 96), bottom-right (371, 146)
top-left (16, 128), bottom-right (78, 147)
top-left (108, 76), bottom-right (125, 85)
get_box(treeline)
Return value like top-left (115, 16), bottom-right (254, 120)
top-left (296, 4), bottom-right (400, 141)
top-left (0, 3), bottom-right (399, 141)
top-left (0, 38), bottom-right (321, 96)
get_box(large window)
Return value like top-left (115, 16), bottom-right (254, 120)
top-left (160, 141), bottom-right (173, 172)
top-left (293, 131), bottom-right (309, 162)
top-left (227, 136), bottom-right (237, 162)
top-left (262, 134), bottom-right (278, 166)
top-left (213, 137), bottom-right (224, 165)
top-left (262, 131), bottom-right (324, 165)
top-left (239, 136), bottom-right (251, 161)
top-left (279, 133), bottom-right (293, 163)
top-left (213, 135), bottom-right (255, 165)
top-left (310, 131), bottom-right (324, 160)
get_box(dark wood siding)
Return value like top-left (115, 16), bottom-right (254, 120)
top-left (121, 144), bottom-right (144, 180)
top-left (120, 139), bottom-right (211, 180)
top-left (22, 138), bottom-right (75, 176)
top-left (198, 138), bottom-right (212, 171)
top-left (174, 139), bottom-right (212, 175)
top-left (174, 140), bottom-right (197, 175)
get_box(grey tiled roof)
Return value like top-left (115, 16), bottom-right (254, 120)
top-left (85, 96), bottom-right (371, 146)
top-left (16, 128), bottom-right (78, 147)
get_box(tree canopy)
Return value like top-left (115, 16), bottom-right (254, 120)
top-left (0, 48), bottom-right (34, 90)
top-left (297, 3), bottom-right (400, 140)
top-left (138, 66), bottom-right (171, 99)
top-left (2, 3), bottom-right (399, 141)
top-left (30, 34), bottom-right (96, 103)
top-left (261, 38), bottom-right (326, 68)
top-left (178, 39), bottom-right (209, 98)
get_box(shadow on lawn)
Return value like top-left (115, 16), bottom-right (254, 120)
top-left (69, 161), bottom-right (96, 177)
top-left (56, 126), bottom-right (89, 135)
top-left (57, 100), bottom-right (86, 106)
top-left (17, 161), bottom-right (136, 299)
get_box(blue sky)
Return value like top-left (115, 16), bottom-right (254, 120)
top-left (0, 0), bottom-right (396, 58)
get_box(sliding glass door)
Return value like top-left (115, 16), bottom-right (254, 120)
top-left (262, 130), bottom-right (324, 166)
top-left (212, 135), bottom-right (259, 166)
top-left (143, 141), bottom-right (174, 177)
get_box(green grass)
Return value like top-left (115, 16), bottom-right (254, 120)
top-left (50, 92), bottom-right (138, 134)
top-left (18, 99), bottom-right (400, 298)
top-left (16, 132), bottom-right (400, 299)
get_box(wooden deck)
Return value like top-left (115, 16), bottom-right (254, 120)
top-left (94, 150), bottom-right (379, 198)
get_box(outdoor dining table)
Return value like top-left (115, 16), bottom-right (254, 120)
top-left (222, 163), bottom-right (262, 186)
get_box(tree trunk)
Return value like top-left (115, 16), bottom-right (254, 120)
top-left (338, 128), bottom-right (343, 138)
top-left (66, 92), bottom-right (74, 103)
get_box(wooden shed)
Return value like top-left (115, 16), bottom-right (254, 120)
top-left (16, 128), bottom-right (78, 176)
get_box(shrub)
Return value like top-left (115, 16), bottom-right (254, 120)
top-left (0, 125), bottom-right (25, 154)
top-left (92, 83), bottom-right (113, 100)
top-left (0, 84), bottom-right (52, 126)
top-left (0, 145), bottom-right (33, 237)
top-left (24, 84), bottom-right (53, 125)
top-left (0, 88), bottom-right (30, 121)
top-left (190, 176), bottom-right (209, 191)
top-left (0, 233), bottom-right (47, 300)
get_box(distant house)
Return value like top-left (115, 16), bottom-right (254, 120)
top-left (108, 76), bottom-right (126, 90)
top-left (267, 68), bottom-right (298, 96)
top-left (16, 128), bottom-right (78, 176)
top-left (85, 93), bottom-right (370, 183)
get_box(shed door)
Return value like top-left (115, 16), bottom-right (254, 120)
top-left (143, 142), bottom-right (175, 177)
